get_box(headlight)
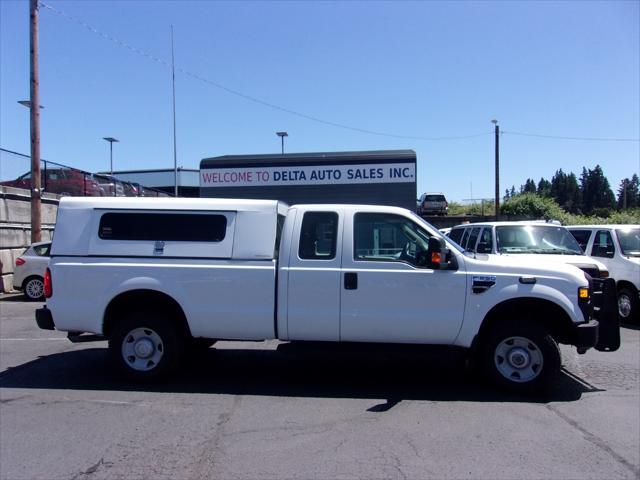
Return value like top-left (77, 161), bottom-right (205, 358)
top-left (599, 270), bottom-right (609, 278)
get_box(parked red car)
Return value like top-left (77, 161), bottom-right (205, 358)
top-left (1, 169), bottom-right (103, 196)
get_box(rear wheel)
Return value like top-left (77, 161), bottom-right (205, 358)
top-left (109, 310), bottom-right (183, 381)
top-left (481, 320), bottom-right (560, 394)
top-left (618, 287), bottom-right (639, 323)
top-left (23, 276), bottom-right (45, 301)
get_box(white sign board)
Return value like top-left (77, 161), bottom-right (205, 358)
top-left (201, 163), bottom-right (415, 188)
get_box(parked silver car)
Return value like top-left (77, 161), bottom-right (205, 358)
top-left (12, 241), bottom-right (51, 301)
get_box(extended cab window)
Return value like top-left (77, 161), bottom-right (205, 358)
top-left (591, 230), bottom-right (615, 258)
top-left (569, 229), bottom-right (592, 252)
top-left (448, 227), bottom-right (464, 245)
top-left (299, 212), bottom-right (338, 260)
top-left (354, 213), bottom-right (430, 267)
top-left (98, 212), bottom-right (227, 242)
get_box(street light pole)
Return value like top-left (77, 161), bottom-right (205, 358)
top-left (491, 119), bottom-right (500, 220)
top-left (29, 0), bottom-right (41, 243)
top-left (171, 25), bottom-right (178, 197)
top-left (276, 131), bottom-right (288, 155)
top-left (103, 137), bottom-right (119, 175)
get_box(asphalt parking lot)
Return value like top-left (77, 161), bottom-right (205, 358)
top-left (0, 295), bottom-right (638, 480)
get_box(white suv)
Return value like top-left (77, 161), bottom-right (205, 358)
top-left (447, 221), bottom-right (610, 280)
top-left (568, 225), bottom-right (640, 322)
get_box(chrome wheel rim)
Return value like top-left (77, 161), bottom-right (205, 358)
top-left (25, 278), bottom-right (44, 299)
top-left (494, 336), bottom-right (544, 383)
top-left (121, 327), bottom-right (164, 372)
top-left (618, 294), bottom-right (632, 319)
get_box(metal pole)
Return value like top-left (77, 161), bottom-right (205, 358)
top-left (109, 141), bottom-right (113, 176)
top-left (494, 121), bottom-right (500, 220)
top-left (281, 136), bottom-right (284, 155)
top-left (29, 0), bottom-right (41, 243)
top-left (171, 25), bottom-right (178, 197)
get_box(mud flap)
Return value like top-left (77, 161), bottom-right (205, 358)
top-left (592, 278), bottom-right (621, 352)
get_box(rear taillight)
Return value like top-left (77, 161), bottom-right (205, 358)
top-left (44, 267), bottom-right (52, 298)
top-left (600, 270), bottom-right (609, 278)
top-left (15, 258), bottom-right (26, 266)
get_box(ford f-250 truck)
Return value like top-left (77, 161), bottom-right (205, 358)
top-left (36, 197), bottom-right (620, 392)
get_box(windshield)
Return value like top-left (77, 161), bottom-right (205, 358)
top-left (616, 228), bottom-right (640, 257)
top-left (496, 225), bottom-right (583, 255)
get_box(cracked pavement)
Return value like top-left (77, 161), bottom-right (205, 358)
top-left (1, 296), bottom-right (638, 479)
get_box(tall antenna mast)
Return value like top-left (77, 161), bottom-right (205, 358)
top-left (171, 25), bottom-right (178, 197)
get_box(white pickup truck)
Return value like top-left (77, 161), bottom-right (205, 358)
top-left (37, 197), bottom-right (620, 392)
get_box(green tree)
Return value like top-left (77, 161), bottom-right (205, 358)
top-left (522, 178), bottom-right (537, 194)
top-left (617, 174), bottom-right (640, 209)
top-left (580, 165), bottom-right (616, 215)
top-left (537, 178), bottom-right (551, 197)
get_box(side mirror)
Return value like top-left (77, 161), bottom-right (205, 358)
top-left (427, 237), bottom-right (451, 270)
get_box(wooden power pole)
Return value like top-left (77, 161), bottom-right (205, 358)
top-left (30, 0), bottom-right (42, 243)
top-left (492, 120), bottom-right (500, 220)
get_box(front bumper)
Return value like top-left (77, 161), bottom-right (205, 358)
top-left (573, 319), bottom-right (599, 350)
top-left (35, 307), bottom-right (55, 330)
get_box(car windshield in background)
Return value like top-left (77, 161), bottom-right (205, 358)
top-left (496, 225), bottom-right (583, 255)
top-left (616, 228), bottom-right (640, 256)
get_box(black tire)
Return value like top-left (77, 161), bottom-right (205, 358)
top-left (22, 276), bottom-right (45, 301)
top-left (481, 320), bottom-right (560, 394)
top-left (108, 310), bottom-right (183, 381)
top-left (618, 287), bottom-right (639, 324)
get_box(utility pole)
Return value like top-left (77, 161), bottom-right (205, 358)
top-left (171, 25), bottom-right (178, 197)
top-left (30, 0), bottom-right (41, 243)
top-left (492, 119), bottom-right (500, 220)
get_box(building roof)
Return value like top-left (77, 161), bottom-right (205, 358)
top-left (201, 149), bottom-right (416, 168)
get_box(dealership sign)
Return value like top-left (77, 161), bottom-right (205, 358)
top-left (201, 163), bottom-right (415, 188)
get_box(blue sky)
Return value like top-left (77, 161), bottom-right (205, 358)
top-left (1, 0), bottom-right (638, 202)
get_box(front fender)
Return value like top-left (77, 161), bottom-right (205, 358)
top-left (454, 276), bottom-right (582, 348)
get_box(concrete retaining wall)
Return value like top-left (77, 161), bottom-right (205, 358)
top-left (1, 186), bottom-right (58, 292)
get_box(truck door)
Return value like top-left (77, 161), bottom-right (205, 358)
top-left (340, 210), bottom-right (466, 344)
top-left (284, 209), bottom-right (343, 341)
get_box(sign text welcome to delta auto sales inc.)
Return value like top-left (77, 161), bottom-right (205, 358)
top-left (200, 163), bottom-right (415, 188)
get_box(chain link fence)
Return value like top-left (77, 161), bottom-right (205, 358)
top-left (0, 148), bottom-right (171, 198)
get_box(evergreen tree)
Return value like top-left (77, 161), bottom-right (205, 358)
top-left (564, 173), bottom-right (582, 214)
top-left (523, 178), bottom-right (537, 194)
top-left (617, 174), bottom-right (640, 209)
top-left (581, 165), bottom-right (616, 215)
top-left (537, 178), bottom-right (551, 197)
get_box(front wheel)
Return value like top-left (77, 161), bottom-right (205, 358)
top-left (618, 287), bottom-right (639, 323)
top-left (109, 311), bottom-right (183, 381)
top-left (481, 320), bottom-right (560, 394)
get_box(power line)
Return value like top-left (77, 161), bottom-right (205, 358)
top-left (38, 1), bottom-right (491, 142)
top-left (503, 131), bottom-right (639, 143)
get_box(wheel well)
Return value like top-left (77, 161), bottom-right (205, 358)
top-left (103, 289), bottom-right (192, 339)
top-left (473, 298), bottom-right (576, 350)
top-left (616, 281), bottom-right (638, 295)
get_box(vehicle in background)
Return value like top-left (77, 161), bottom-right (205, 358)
top-left (1, 169), bottom-right (103, 196)
top-left (94, 175), bottom-right (126, 197)
top-left (446, 221), bottom-right (610, 280)
top-left (418, 192), bottom-right (448, 216)
top-left (568, 225), bottom-right (640, 322)
top-left (13, 241), bottom-right (52, 301)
